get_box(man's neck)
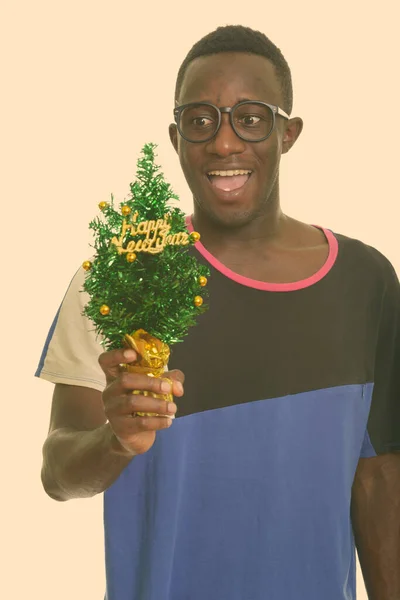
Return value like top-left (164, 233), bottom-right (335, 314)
top-left (190, 200), bottom-right (329, 284)
top-left (191, 203), bottom-right (287, 261)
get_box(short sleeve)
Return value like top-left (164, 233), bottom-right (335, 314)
top-left (361, 256), bottom-right (400, 456)
top-left (35, 266), bottom-right (106, 392)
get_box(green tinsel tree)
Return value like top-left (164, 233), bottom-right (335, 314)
top-left (82, 143), bottom-right (210, 351)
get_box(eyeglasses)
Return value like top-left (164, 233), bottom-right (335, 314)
top-left (173, 101), bottom-right (290, 143)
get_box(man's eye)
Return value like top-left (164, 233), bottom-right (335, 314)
top-left (192, 117), bottom-right (213, 127)
top-left (240, 115), bottom-right (261, 126)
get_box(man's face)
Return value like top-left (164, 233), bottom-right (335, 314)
top-left (169, 52), bottom-right (302, 229)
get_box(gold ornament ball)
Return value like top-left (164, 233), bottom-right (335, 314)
top-left (100, 304), bottom-right (110, 316)
top-left (190, 231), bottom-right (201, 243)
top-left (194, 295), bottom-right (203, 307)
top-left (198, 276), bottom-right (207, 287)
top-left (99, 201), bottom-right (109, 211)
top-left (82, 261), bottom-right (92, 271)
top-left (121, 205), bottom-right (131, 216)
top-left (126, 252), bottom-right (137, 263)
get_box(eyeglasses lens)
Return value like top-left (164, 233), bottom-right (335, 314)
top-left (178, 103), bottom-right (274, 142)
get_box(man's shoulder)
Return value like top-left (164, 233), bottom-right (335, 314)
top-left (332, 229), bottom-right (398, 289)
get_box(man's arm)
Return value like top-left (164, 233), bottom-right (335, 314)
top-left (41, 383), bottom-right (133, 501)
top-left (41, 348), bottom-right (183, 502)
top-left (351, 453), bottom-right (400, 600)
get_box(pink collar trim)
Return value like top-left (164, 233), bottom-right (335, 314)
top-left (186, 215), bottom-right (338, 292)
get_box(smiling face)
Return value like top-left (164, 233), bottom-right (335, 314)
top-left (169, 52), bottom-right (303, 229)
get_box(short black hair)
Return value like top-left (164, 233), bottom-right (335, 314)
top-left (175, 25), bottom-right (293, 116)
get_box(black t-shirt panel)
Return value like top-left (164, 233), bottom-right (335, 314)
top-left (169, 232), bottom-right (400, 455)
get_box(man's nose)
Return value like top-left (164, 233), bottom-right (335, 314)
top-left (206, 113), bottom-right (246, 156)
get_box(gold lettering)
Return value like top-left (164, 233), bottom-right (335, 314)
top-left (122, 219), bottom-right (135, 237)
top-left (109, 213), bottom-right (191, 255)
top-left (155, 235), bottom-right (166, 253)
top-left (158, 219), bottom-right (170, 236)
top-left (180, 232), bottom-right (189, 245)
top-left (136, 220), bottom-right (149, 235)
top-left (145, 236), bottom-right (159, 254)
top-left (111, 219), bottom-right (133, 253)
top-left (111, 236), bottom-right (123, 253)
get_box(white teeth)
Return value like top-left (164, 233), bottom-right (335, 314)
top-left (207, 169), bottom-right (251, 177)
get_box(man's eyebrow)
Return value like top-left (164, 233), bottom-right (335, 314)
top-left (175, 97), bottom-right (259, 107)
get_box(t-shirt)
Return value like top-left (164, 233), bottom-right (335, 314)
top-left (35, 219), bottom-right (400, 600)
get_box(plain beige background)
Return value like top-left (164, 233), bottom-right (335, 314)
top-left (2, 0), bottom-right (399, 598)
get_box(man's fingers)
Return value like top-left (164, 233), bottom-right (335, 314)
top-left (98, 349), bottom-right (185, 395)
top-left (105, 394), bottom-right (177, 418)
top-left (166, 369), bottom-right (185, 384)
top-left (107, 371), bottom-right (184, 398)
top-left (131, 415), bottom-right (174, 431)
top-left (113, 415), bottom-right (174, 440)
top-left (98, 348), bottom-right (137, 383)
top-left (165, 370), bottom-right (185, 396)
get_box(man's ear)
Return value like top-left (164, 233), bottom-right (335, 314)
top-left (281, 117), bottom-right (303, 154)
top-left (169, 123), bottom-right (178, 153)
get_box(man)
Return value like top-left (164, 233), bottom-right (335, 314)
top-left (36, 25), bottom-right (400, 600)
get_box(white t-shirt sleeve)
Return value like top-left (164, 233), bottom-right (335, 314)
top-left (35, 266), bottom-right (107, 392)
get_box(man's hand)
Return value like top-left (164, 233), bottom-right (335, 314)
top-left (99, 348), bottom-right (185, 456)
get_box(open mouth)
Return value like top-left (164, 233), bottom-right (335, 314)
top-left (206, 169), bottom-right (252, 192)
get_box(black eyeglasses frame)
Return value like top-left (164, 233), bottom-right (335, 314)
top-left (173, 100), bottom-right (290, 143)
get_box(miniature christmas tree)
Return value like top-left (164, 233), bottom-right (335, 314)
top-left (81, 143), bottom-right (209, 415)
